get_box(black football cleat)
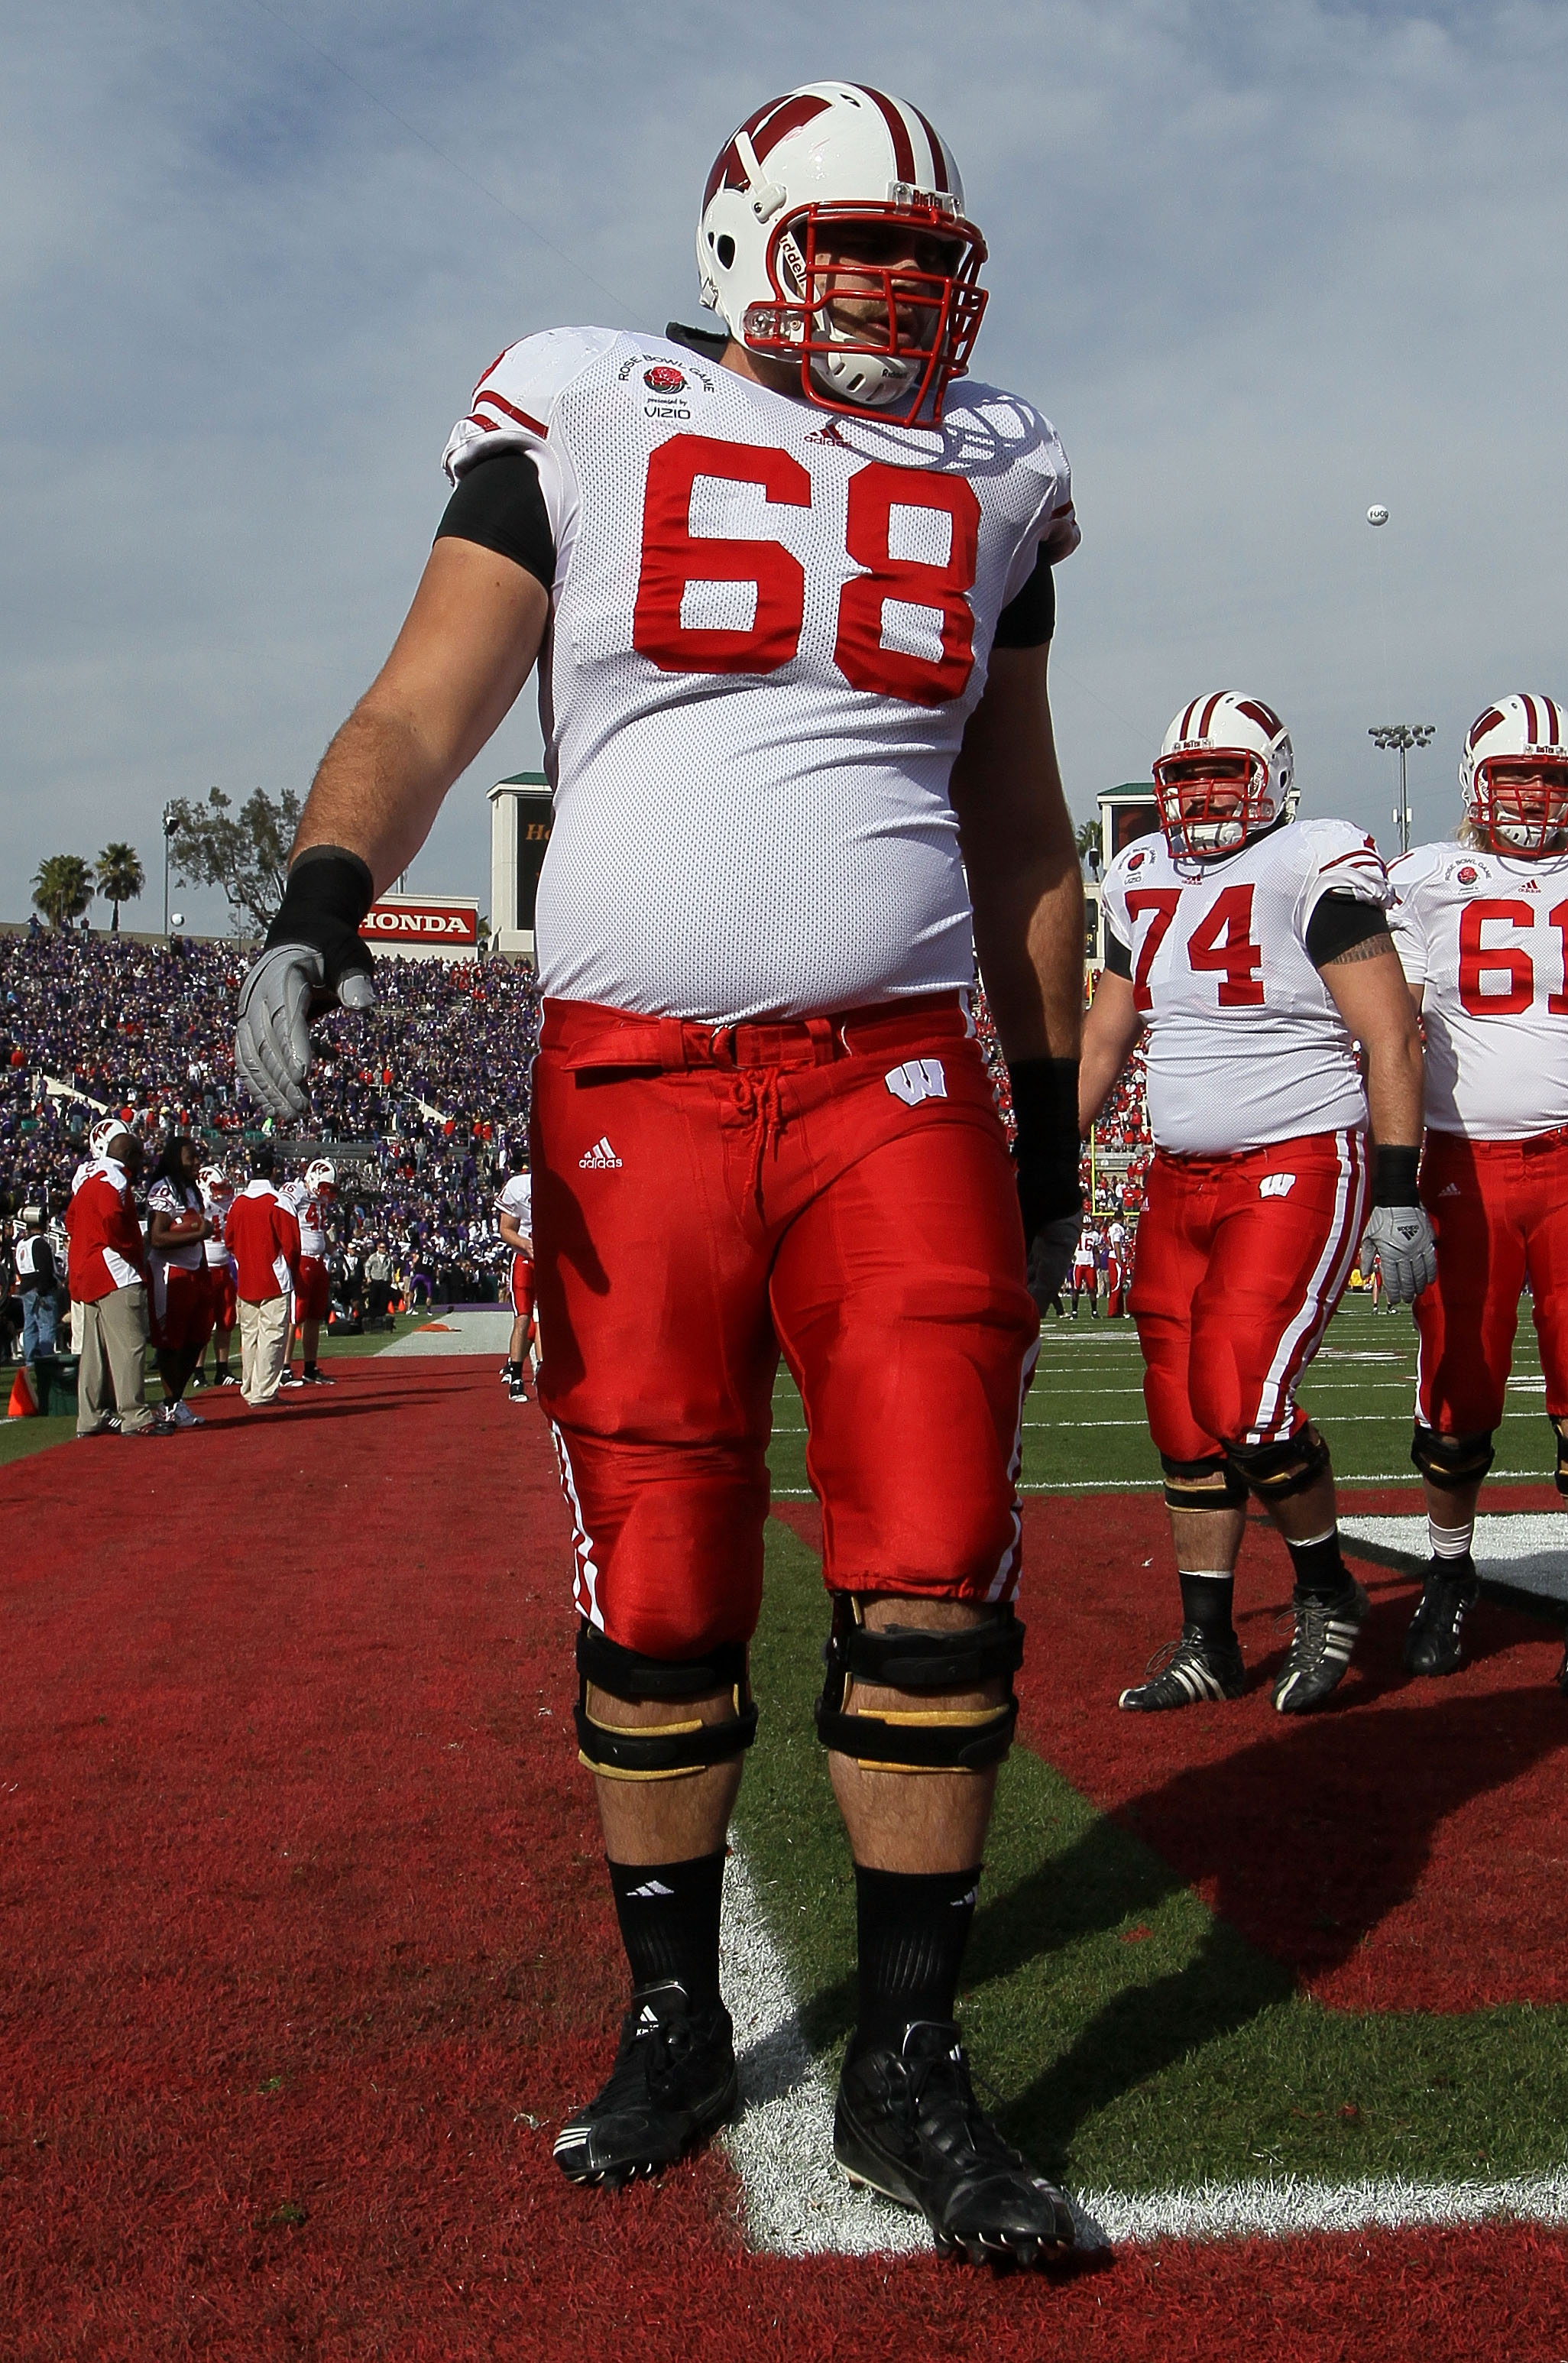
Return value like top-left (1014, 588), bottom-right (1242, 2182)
top-left (1273, 1579), bottom-right (1369, 1713)
top-left (1118, 1624), bottom-right (1246, 1711)
top-left (1403, 1562), bottom-right (1480, 1677)
top-left (834, 2021), bottom-right (1075, 2266)
top-left (552, 1981), bottom-right (737, 2190)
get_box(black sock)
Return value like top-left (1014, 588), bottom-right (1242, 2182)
top-left (508, 1359), bottom-right (522, 1379)
top-left (607, 1851), bottom-right (725, 2005)
top-left (1287, 1527), bottom-right (1349, 1600)
top-left (854, 1863), bottom-right (981, 2046)
top-left (1178, 1570), bottom-right (1236, 1644)
top-left (303, 1360), bottom-right (318, 1377)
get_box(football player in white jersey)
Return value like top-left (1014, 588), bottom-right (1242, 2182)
top-left (280, 1159), bottom-right (339, 1384)
top-left (196, 1164), bottom-right (239, 1386)
top-left (494, 1158), bottom-right (536, 1402)
top-left (232, 86), bottom-right (1085, 2260)
top-left (1081, 693), bottom-right (1435, 1715)
top-left (1389, 696), bottom-right (1568, 1691)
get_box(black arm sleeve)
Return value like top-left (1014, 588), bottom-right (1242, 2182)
top-left (993, 546), bottom-right (1055, 649)
top-left (1305, 891), bottom-right (1391, 969)
top-left (434, 450), bottom-right (556, 592)
top-left (1102, 929), bottom-right (1133, 981)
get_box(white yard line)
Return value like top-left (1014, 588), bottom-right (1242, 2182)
top-left (719, 1848), bottom-right (1568, 2256)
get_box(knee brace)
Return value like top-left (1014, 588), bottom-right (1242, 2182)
top-left (1409, 1424), bottom-right (1495, 1493)
top-left (813, 1595), bottom-right (1024, 1772)
top-left (1159, 1451), bottom-right (1249, 1514)
top-left (1223, 1423), bottom-right (1332, 1502)
top-left (574, 1619), bottom-right (759, 1781)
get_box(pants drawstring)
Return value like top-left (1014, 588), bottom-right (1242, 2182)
top-left (730, 1069), bottom-right (785, 1208)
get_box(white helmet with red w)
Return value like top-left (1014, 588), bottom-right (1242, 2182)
top-left (89, 1117), bottom-right (131, 1159)
top-left (198, 1164), bottom-right (231, 1195)
top-left (305, 1158), bottom-right (339, 1198)
top-left (1153, 692), bottom-right (1296, 859)
top-left (1459, 695), bottom-right (1568, 854)
top-left (695, 83), bottom-right (986, 421)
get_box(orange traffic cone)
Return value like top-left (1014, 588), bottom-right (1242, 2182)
top-left (7, 1365), bottom-right (40, 1418)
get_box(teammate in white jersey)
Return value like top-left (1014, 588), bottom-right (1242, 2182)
top-left (494, 1162), bottom-right (536, 1402)
top-left (232, 84), bottom-right (1085, 2259)
top-left (1082, 692), bottom-right (1434, 1715)
top-left (280, 1159), bottom-right (339, 1385)
top-left (1389, 695), bottom-right (1568, 1690)
top-left (196, 1165), bottom-right (238, 1387)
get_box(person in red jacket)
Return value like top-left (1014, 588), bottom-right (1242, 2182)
top-left (65, 1122), bottom-right (165, 1438)
top-left (224, 1144), bottom-right (301, 1407)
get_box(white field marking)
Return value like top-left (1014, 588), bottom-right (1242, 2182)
top-left (1340, 1512), bottom-right (1568, 1608)
top-left (718, 1849), bottom-right (1568, 2254)
top-left (377, 1308), bottom-right (514, 1356)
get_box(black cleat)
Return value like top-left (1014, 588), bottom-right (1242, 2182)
top-left (552, 1981), bottom-right (737, 2190)
top-left (1273, 1579), bottom-right (1369, 1713)
top-left (1119, 1624), bottom-right (1246, 1711)
top-left (834, 2021), bottom-right (1075, 2266)
top-left (1403, 1562), bottom-right (1480, 1677)
top-left (508, 1376), bottom-right (529, 1404)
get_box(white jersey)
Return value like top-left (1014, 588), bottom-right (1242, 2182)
top-left (495, 1172), bottom-right (533, 1247)
top-left (1389, 841), bottom-right (1568, 1138)
top-left (1100, 818), bottom-right (1391, 1156)
top-left (281, 1180), bottom-right (331, 1260)
top-left (145, 1176), bottom-right (205, 1272)
top-left (443, 326), bottom-right (1079, 1022)
top-left (201, 1187), bottom-right (234, 1266)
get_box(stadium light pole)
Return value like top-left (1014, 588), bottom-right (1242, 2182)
top-left (162, 803), bottom-right (176, 936)
top-left (1368, 723), bottom-right (1435, 857)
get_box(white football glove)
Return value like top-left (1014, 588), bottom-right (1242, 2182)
top-left (1360, 1203), bottom-right (1437, 1306)
top-left (235, 942), bottom-right (376, 1120)
top-left (1026, 1213), bottom-right (1082, 1312)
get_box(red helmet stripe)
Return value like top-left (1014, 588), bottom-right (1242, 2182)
top-left (1197, 692), bottom-right (1226, 739)
top-left (909, 103), bottom-right (951, 193)
top-left (1547, 698), bottom-right (1564, 747)
top-left (752, 92), bottom-right (832, 167)
top-left (1522, 693), bottom-right (1541, 746)
top-left (854, 86), bottom-right (918, 185)
top-left (1178, 698), bottom-right (1200, 741)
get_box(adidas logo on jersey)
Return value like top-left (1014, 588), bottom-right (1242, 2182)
top-left (1259, 1172), bottom-right (1297, 1200)
top-left (886, 1058), bottom-right (947, 1108)
top-left (578, 1136), bottom-right (623, 1169)
top-left (1439, 1182), bottom-right (1462, 1198)
top-left (805, 420), bottom-right (849, 445)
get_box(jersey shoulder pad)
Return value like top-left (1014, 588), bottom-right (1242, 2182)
top-left (146, 1176), bottom-right (180, 1215)
top-left (944, 380), bottom-right (1080, 576)
top-left (1388, 841), bottom-right (1449, 896)
top-left (443, 326), bottom-right (620, 482)
top-left (1296, 815), bottom-right (1393, 906)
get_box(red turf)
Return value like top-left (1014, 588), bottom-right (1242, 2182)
top-left (2, 1366), bottom-right (1562, 2358)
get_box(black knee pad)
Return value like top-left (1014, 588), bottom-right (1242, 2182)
top-left (1159, 1451), bottom-right (1249, 1513)
top-left (814, 1595), bottom-right (1023, 1772)
top-left (574, 1619), bottom-right (758, 1780)
top-left (1224, 1423), bottom-right (1332, 1502)
top-left (1410, 1425), bottom-right (1495, 1493)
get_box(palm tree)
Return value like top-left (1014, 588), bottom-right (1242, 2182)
top-left (1074, 816), bottom-right (1103, 877)
top-left (96, 842), bottom-right (145, 932)
top-left (32, 854), bottom-right (94, 930)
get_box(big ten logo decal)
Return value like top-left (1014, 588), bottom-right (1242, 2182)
top-left (631, 436), bottom-right (980, 705)
top-left (885, 1058), bottom-right (948, 1107)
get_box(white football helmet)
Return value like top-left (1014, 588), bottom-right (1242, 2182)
top-left (199, 1163), bottom-right (231, 1195)
top-left (305, 1158), bottom-right (339, 1198)
top-left (89, 1117), bottom-right (131, 1159)
top-left (1459, 695), bottom-right (1568, 854)
top-left (1153, 692), bottom-right (1295, 858)
top-left (695, 83), bottom-right (986, 420)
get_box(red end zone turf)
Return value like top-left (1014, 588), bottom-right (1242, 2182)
top-left (1013, 1491), bottom-right (1568, 2013)
top-left (3, 1364), bottom-right (1565, 2359)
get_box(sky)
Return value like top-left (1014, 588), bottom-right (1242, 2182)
top-left (4, 0), bottom-right (1567, 933)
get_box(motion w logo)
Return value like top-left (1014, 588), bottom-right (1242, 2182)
top-left (884, 1058), bottom-right (948, 1108)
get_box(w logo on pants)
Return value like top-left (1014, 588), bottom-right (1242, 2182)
top-left (885, 1059), bottom-right (948, 1108)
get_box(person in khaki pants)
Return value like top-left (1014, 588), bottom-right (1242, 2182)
top-left (224, 1145), bottom-right (301, 1406)
top-left (64, 1122), bottom-right (166, 1439)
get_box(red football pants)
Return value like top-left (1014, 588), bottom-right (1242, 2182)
top-left (530, 994), bottom-right (1038, 1658)
top-left (294, 1256), bottom-right (330, 1323)
top-left (1131, 1130), bottom-right (1369, 1460)
top-left (1415, 1126), bottom-right (1568, 1434)
top-left (510, 1253), bottom-right (536, 1321)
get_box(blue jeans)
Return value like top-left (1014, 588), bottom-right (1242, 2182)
top-left (22, 1291), bottom-right (57, 1363)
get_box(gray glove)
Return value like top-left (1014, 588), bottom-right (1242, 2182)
top-left (1359, 1203), bottom-right (1437, 1306)
top-left (235, 942), bottom-right (376, 1120)
top-left (1026, 1212), bottom-right (1083, 1313)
